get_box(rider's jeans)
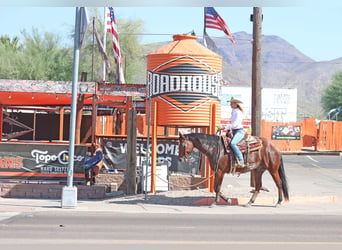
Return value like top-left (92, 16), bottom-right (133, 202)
top-left (230, 129), bottom-right (244, 162)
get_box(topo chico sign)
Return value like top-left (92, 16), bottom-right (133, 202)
top-left (0, 143), bottom-right (87, 181)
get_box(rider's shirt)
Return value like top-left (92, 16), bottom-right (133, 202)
top-left (225, 108), bottom-right (243, 130)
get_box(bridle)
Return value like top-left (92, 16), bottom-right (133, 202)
top-left (180, 139), bottom-right (190, 162)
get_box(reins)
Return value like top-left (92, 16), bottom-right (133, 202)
top-left (213, 136), bottom-right (221, 173)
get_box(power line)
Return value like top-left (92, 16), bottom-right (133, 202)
top-left (118, 32), bottom-right (252, 42)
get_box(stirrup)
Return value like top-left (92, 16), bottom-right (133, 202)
top-left (236, 160), bottom-right (245, 168)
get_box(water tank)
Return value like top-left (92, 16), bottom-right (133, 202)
top-left (146, 34), bottom-right (222, 127)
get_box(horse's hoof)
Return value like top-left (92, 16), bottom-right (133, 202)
top-left (209, 203), bottom-right (217, 208)
top-left (244, 203), bottom-right (252, 208)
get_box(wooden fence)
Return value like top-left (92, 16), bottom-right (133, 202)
top-left (262, 118), bottom-right (342, 152)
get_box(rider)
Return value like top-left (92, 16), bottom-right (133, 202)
top-left (223, 97), bottom-right (246, 168)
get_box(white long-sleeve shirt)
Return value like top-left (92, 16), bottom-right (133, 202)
top-left (225, 108), bottom-right (243, 130)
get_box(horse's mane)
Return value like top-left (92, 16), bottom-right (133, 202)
top-left (186, 133), bottom-right (219, 140)
top-left (186, 133), bottom-right (220, 148)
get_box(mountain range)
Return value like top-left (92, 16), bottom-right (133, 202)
top-left (213, 31), bottom-right (342, 118)
top-left (145, 31), bottom-right (342, 118)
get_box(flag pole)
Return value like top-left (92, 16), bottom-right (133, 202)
top-left (92, 17), bottom-right (95, 81)
top-left (203, 7), bottom-right (207, 47)
top-left (102, 7), bottom-right (107, 82)
top-left (62, 7), bottom-right (81, 208)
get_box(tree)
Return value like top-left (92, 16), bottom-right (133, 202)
top-left (0, 9), bottom-right (147, 84)
top-left (19, 29), bottom-right (73, 81)
top-left (0, 30), bottom-right (73, 81)
top-left (0, 35), bottom-right (23, 79)
top-left (0, 35), bottom-right (21, 51)
top-left (116, 18), bottom-right (145, 84)
top-left (321, 71), bottom-right (342, 121)
top-left (79, 8), bottom-right (146, 84)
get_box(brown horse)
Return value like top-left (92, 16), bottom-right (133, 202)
top-left (179, 132), bottom-right (289, 207)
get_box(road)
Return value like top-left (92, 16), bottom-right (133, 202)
top-left (222, 154), bottom-right (342, 204)
top-left (284, 154), bottom-right (342, 170)
top-left (0, 211), bottom-right (342, 250)
top-left (0, 154), bottom-right (341, 250)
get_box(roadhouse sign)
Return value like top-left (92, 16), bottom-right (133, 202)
top-left (147, 55), bottom-right (221, 99)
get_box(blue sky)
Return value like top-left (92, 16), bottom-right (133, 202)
top-left (0, 1), bottom-right (341, 61)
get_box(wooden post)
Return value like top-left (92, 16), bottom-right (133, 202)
top-left (151, 101), bottom-right (157, 194)
top-left (205, 126), bottom-right (211, 191)
top-left (126, 109), bottom-right (137, 195)
top-left (75, 94), bottom-right (84, 144)
top-left (59, 106), bottom-right (64, 141)
top-left (251, 7), bottom-right (263, 188)
top-left (33, 110), bottom-right (36, 141)
top-left (124, 96), bottom-right (132, 135)
top-left (91, 94), bottom-right (98, 153)
top-left (75, 72), bottom-right (87, 144)
top-left (0, 106), bottom-right (3, 142)
top-left (208, 103), bottom-right (216, 193)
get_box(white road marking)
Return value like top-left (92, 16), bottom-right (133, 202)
top-left (0, 239), bottom-right (341, 245)
top-left (0, 212), bottom-right (20, 222)
top-left (306, 155), bottom-right (319, 163)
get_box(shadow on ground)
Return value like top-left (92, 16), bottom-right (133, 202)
top-left (107, 192), bottom-right (216, 206)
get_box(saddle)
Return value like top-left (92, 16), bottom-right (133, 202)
top-left (222, 133), bottom-right (262, 154)
top-left (221, 131), bottom-right (263, 169)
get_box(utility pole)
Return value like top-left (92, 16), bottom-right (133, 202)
top-left (251, 7), bottom-right (263, 137)
top-left (250, 7), bottom-right (262, 188)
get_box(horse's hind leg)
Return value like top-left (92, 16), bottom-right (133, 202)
top-left (269, 171), bottom-right (284, 206)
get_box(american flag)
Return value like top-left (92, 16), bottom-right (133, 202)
top-left (106, 7), bottom-right (122, 65)
top-left (204, 7), bottom-right (236, 45)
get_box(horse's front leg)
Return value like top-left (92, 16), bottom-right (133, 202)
top-left (246, 190), bottom-right (259, 207)
top-left (213, 191), bottom-right (220, 206)
top-left (246, 170), bottom-right (262, 207)
top-left (210, 171), bottom-right (225, 207)
top-left (219, 191), bottom-right (231, 204)
top-left (209, 184), bottom-right (221, 207)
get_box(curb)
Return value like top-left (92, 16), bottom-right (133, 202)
top-left (282, 151), bottom-right (342, 156)
top-left (192, 195), bottom-right (339, 206)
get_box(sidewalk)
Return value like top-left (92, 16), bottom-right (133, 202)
top-left (0, 155), bottom-right (341, 216)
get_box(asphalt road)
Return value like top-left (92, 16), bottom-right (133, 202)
top-left (283, 154), bottom-right (342, 170)
top-left (221, 154), bottom-right (342, 205)
top-left (0, 154), bottom-right (341, 250)
top-left (0, 211), bottom-right (342, 250)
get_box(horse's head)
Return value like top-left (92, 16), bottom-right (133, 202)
top-left (178, 132), bottom-right (194, 162)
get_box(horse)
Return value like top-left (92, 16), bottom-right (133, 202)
top-left (178, 132), bottom-right (289, 207)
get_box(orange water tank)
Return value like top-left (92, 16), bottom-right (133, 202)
top-left (146, 34), bottom-right (222, 127)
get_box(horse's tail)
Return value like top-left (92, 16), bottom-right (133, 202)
top-left (279, 156), bottom-right (289, 201)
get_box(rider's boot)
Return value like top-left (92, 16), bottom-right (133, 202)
top-left (236, 159), bottom-right (246, 168)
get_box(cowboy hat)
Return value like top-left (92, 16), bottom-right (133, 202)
top-left (227, 96), bottom-right (243, 104)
